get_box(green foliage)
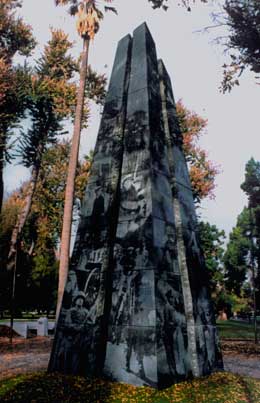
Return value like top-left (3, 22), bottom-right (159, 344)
top-left (241, 158), bottom-right (260, 310)
top-left (33, 140), bottom-right (92, 243)
top-left (0, 0), bottom-right (36, 61)
top-left (36, 29), bottom-right (77, 81)
top-left (224, 210), bottom-right (251, 296)
top-left (16, 93), bottom-right (63, 168)
top-left (0, 193), bottom-right (21, 263)
top-left (0, 194), bottom-right (21, 313)
top-left (1, 372), bottom-right (260, 403)
top-left (198, 221), bottom-right (225, 292)
top-left (0, 64), bottom-right (32, 164)
top-left (0, 0), bottom-right (35, 137)
top-left (0, 142), bottom-right (92, 313)
top-left (1, 208), bottom-right (59, 313)
top-left (241, 158), bottom-right (260, 209)
top-left (86, 66), bottom-right (107, 105)
top-left (0, 0), bottom-right (36, 211)
top-left (221, 0), bottom-right (260, 92)
top-left (223, 159), bottom-right (260, 316)
top-left (15, 29), bottom-right (79, 171)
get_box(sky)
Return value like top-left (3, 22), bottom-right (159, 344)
top-left (4, 0), bottom-right (260, 239)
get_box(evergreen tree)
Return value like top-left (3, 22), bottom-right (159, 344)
top-left (241, 158), bottom-right (260, 210)
top-left (7, 29), bottom-right (78, 271)
top-left (0, 0), bottom-right (36, 212)
top-left (224, 208), bottom-right (251, 296)
top-left (241, 158), bottom-right (260, 312)
top-left (198, 221), bottom-right (225, 294)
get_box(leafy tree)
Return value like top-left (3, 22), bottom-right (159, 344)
top-left (176, 100), bottom-right (220, 202)
top-left (33, 140), bottom-right (92, 250)
top-left (224, 208), bottom-right (251, 296)
top-left (0, 0), bottom-right (36, 212)
top-left (55, 0), bottom-right (115, 318)
top-left (148, 0), bottom-right (259, 91)
top-left (219, 0), bottom-right (260, 92)
top-left (198, 221), bottom-right (225, 294)
top-left (1, 142), bottom-right (92, 313)
top-left (0, 190), bottom-right (23, 316)
top-left (223, 160), bottom-right (260, 326)
top-left (241, 158), bottom-right (260, 210)
top-left (0, 189), bottom-right (24, 268)
top-left (0, 0), bottom-right (35, 62)
top-left (241, 158), bottom-right (260, 324)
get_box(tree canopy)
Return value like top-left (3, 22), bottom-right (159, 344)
top-left (219, 0), bottom-right (260, 92)
top-left (198, 221), bottom-right (225, 293)
top-left (0, 0), bottom-right (36, 212)
top-left (224, 208), bottom-right (251, 296)
top-left (0, 141), bottom-right (92, 314)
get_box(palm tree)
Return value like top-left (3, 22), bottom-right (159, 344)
top-left (55, 0), bottom-right (116, 319)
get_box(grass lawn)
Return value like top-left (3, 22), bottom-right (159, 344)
top-left (217, 319), bottom-right (256, 340)
top-left (0, 372), bottom-right (260, 403)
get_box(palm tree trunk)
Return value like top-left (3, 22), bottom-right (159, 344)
top-left (7, 163), bottom-right (40, 270)
top-left (56, 38), bottom-right (90, 320)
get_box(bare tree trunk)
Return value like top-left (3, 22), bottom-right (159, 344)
top-left (7, 164), bottom-right (39, 270)
top-left (56, 39), bottom-right (90, 320)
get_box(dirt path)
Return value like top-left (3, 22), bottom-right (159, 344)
top-left (0, 337), bottom-right (52, 381)
top-left (224, 354), bottom-right (260, 379)
top-left (1, 337), bottom-right (260, 381)
top-left (222, 340), bottom-right (260, 379)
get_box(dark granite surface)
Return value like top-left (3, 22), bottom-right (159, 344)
top-left (49, 22), bottom-right (223, 388)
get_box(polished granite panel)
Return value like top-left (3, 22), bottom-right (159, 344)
top-left (49, 23), bottom-right (223, 388)
top-left (109, 269), bottom-right (156, 327)
top-left (104, 325), bottom-right (157, 387)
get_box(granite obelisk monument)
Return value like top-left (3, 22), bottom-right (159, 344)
top-left (48, 23), bottom-right (223, 388)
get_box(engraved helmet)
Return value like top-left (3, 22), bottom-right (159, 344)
top-left (73, 291), bottom-right (86, 303)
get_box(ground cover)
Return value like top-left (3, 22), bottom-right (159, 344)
top-left (1, 321), bottom-right (260, 402)
top-left (217, 319), bottom-right (257, 340)
top-left (0, 371), bottom-right (259, 403)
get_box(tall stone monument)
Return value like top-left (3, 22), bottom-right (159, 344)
top-left (48, 23), bottom-right (223, 388)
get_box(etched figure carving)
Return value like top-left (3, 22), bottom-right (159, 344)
top-left (56, 292), bottom-right (91, 373)
top-left (162, 289), bottom-right (186, 377)
top-left (91, 186), bottom-right (105, 246)
top-left (63, 270), bottom-right (79, 310)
